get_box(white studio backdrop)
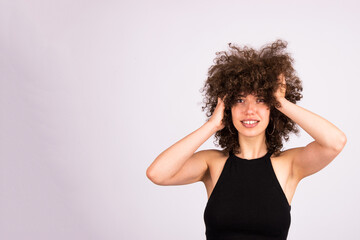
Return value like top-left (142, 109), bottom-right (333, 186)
top-left (1, 0), bottom-right (359, 239)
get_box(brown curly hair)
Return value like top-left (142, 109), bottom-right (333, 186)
top-left (200, 39), bottom-right (303, 157)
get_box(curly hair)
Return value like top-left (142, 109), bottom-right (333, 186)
top-left (200, 39), bottom-right (303, 157)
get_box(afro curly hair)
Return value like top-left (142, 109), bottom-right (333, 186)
top-left (200, 39), bottom-right (303, 157)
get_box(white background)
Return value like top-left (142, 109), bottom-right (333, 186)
top-left (1, 0), bottom-right (359, 239)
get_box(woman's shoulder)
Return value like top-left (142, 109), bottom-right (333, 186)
top-left (275, 147), bottom-right (302, 157)
top-left (200, 149), bottom-right (230, 185)
top-left (270, 147), bottom-right (303, 165)
top-left (271, 147), bottom-right (294, 155)
top-left (197, 149), bottom-right (229, 165)
top-left (198, 148), bottom-right (229, 157)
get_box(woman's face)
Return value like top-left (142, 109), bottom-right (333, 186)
top-left (231, 93), bottom-right (270, 137)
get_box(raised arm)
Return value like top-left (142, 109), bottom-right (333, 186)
top-left (146, 97), bottom-right (226, 185)
top-left (276, 74), bottom-right (347, 180)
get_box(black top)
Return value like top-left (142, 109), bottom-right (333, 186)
top-left (203, 150), bottom-right (291, 240)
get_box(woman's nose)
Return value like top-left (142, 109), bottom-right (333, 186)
top-left (244, 101), bottom-right (256, 113)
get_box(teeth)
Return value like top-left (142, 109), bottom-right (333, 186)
top-left (243, 120), bottom-right (258, 124)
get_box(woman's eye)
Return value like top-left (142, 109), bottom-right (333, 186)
top-left (236, 99), bottom-right (244, 103)
top-left (257, 99), bottom-right (265, 103)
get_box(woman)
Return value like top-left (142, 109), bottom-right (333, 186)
top-left (146, 40), bottom-right (347, 240)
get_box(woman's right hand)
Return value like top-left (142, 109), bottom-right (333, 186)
top-left (208, 96), bottom-right (226, 131)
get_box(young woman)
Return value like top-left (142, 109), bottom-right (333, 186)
top-left (146, 40), bottom-right (346, 240)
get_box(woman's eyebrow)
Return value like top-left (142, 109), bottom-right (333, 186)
top-left (237, 94), bottom-right (264, 98)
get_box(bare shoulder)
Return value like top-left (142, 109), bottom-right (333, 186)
top-left (270, 147), bottom-right (306, 182)
top-left (192, 148), bottom-right (226, 158)
top-left (200, 149), bottom-right (229, 184)
top-left (194, 148), bottom-right (228, 169)
top-left (270, 147), bottom-right (305, 166)
top-left (278, 141), bottom-right (343, 181)
top-left (199, 149), bottom-right (228, 164)
top-left (269, 148), bottom-right (298, 180)
top-left (271, 148), bottom-right (298, 160)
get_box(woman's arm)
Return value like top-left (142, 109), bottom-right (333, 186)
top-left (146, 97), bottom-right (226, 185)
top-left (275, 74), bottom-right (347, 180)
top-left (276, 97), bottom-right (346, 151)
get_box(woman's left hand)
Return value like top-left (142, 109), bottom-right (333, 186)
top-left (274, 73), bottom-right (287, 100)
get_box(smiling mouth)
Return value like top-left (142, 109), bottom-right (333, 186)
top-left (241, 120), bottom-right (259, 128)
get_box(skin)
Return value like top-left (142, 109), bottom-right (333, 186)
top-left (147, 73), bottom-right (347, 207)
top-left (231, 93), bottom-right (270, 159)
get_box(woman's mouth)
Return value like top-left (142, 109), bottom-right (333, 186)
top-left (241, 120), bottom-right (259, 128)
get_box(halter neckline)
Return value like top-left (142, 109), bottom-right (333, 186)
top-left (231, 150), bottom-right (271, 161)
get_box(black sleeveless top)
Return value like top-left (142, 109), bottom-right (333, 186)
top-left (203, 150), bottom-right (291, 240)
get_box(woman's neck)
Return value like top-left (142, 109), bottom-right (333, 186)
top-left (237, 134), bottom-right (268, 159)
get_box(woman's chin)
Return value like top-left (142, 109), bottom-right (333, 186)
top-left (238, 129), bottom-right (266, 138)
